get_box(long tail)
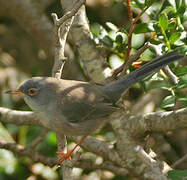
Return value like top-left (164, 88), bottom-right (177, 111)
top-left (103, 50), bottom-right (184, 102)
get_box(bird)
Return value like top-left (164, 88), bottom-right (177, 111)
top-left (6, 50), bottom-right (183, 163)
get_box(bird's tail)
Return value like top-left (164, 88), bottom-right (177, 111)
top-left (103, 50), bottom-right (184, 102)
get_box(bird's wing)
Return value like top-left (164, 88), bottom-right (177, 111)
top-left (59, 82), bottom-right (117, 123)
top-left (60, 96), bottom-right (117, 123)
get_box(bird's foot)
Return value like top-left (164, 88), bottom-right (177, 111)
top-left (57, 151), bottom-right (72, 164)
top-left (56, 136), bottom-right (87, 164)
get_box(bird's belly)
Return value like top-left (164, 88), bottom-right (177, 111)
top-left (37, 112), bottom-right (109, 136)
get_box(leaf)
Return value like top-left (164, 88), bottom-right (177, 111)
top-left (168, 22), bottom-right (176, 30)
top-left (175, 78), bottom-right (187, 89)
top-left (146, 81), bottom-right (170, 90)
top-left (175, 66), bottom-right (187, 76)
top-left (175, 0), bottom-right (182, 9)
top-left (168, 170), bottom-right (187, 180)
top-left (145, 0), bottom-right (157, 7)
top-left (131, 33), bottom-right (145, 48)
top-left (47, 132), bottom-right (57, 146)
top-left (149, 39), bottom-right (162, 45)
top-left (115, 32), bottom-right (127, 44)
top-left (159, 13), bottom-right (168, 30)
top-left (106, 22), bottom-right (118, 31)
top-left (177, 1), bottom-right (186, 16)
top-left (100, 35), bottom-right (113, 48)
top-left (159, 0), bottom-right (171, 13)
top-left (177, 94), bottom-right (187, 103)
top-left (134, 23), bottom-right (152, 34)
top-left (160, 95), bottom-right (176, 109)
top-left (91, 23), bottom-right (107, 38)
top-left (169, 32), bottom-right (181, 44)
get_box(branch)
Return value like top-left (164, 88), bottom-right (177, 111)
top-left (118, 108), bottom-right (187, 135)
top-left (124, 0), bottom-right (134, 72)
top-left (0, 107), bottom-right (122, 167)
top-left (29, 129), bottom-right (48, 149)
top-left (113, 42), bottom-right (149, 77)
top-left (60, 0), bottom-right (113, 84)
top-left (75, 160), bottom-right (128, 176)
top-left (53, 0), bottom-right (86, 28)
top-left (51, 14), bottom-right (74, 78)
top-left (0, 140), bottom-right (56, 166)
top-left (51, 0), bottom-right (86, 78)
top-left (0, 107), bottom-right (41, 126)
top-left (171, 153), bottom-right (187, 168)
top-left (148, 44), bottom-right (180, 85)
top-left (113, 1), bottom-right (150, 76)
top-left (51, 1), bottom-right (86, 179)
top-left (135, 146), bottom-right (168, 180)
top-left (71, 136), bottom-right (123, 167)
top-left (162, 65), bottom-right (179, 85)
top-left (0, 139), bottom-right (128, 176)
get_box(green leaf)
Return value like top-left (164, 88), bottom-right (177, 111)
top-left (159, 13), bottom-right (169, 30)
top-left (131, 33), bottom-right (145, 48)
top-left (149, 39), bottom-right (162, 45)
top-left (168, 21), bottom-right (176, 30)
top-left (177, 94), bottom-right (187, 103)
top-left (90, 23), bottom-right (107, 37)
top-left (115, 32), bottom-right (127, 44)
top-left (134, 23), bottom-right (152, 34)
top-left (115, 34), bottom-right (123, 44)
top-left (175, 78), bottom-right (187, 89)
top-left (177, 1), bottom-right (186, 16)
top-left (47, 132), bottom-right (57, 146)
top-left (159, 0), bottom-right (171, 13)
top-left (169, 32), bottom-right (181, 44)
top-left (175, 0), bottom-right (182, 9)
top-left (106, 22), bottom-right (118, 31)
top-left (146, 81), bottom-right (170, 90)
top-left (168, 170), bottom-right (187, 180)
top-left (175, 66), bottom-right (187, 76)
top-left (145, 0), bottom-right (156, 7)
top-left (160, 95), bottom-right (176, 109)
top-left (100, 35), bottom-right (113, 48)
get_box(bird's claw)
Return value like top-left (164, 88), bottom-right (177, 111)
top-left (57, 151), bottom-right (72, 164)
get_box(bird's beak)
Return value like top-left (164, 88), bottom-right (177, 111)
top-left (5, 90), bottom-right (24, 95)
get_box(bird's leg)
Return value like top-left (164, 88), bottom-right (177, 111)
top-left (57, 135), bottom-right (87, 164)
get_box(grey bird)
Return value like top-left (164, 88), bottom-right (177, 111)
top-left (6, 50), bottom-right (184, 162)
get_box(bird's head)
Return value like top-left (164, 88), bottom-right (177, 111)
top-left (5, 77), bottom-right (58, 112)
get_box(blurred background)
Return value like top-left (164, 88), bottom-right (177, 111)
top-left (0, 0), bottom-right (187, 179)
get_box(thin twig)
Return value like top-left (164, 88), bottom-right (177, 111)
top-left (123, 0), bottom-right (134, 74)
top-left (0, 139), bottom-right (128, 176)
top-left (133, 6), bottom-right (149, 24)
top-left (51, 1), bottom-right (86, 179)
top-left (171, 153), bottom-right (187, 168)
top-left (113, 2), bottom-right (150, 77)
top-left (71, 136), bottom-right (123, 166)
top-left (0, 140), bottom-right (56, 166)
top-left (148, 44), bottom-right (180, 85)
top-left (56, 135), bottom-right (73, 180)
top-left (75, 160), bottom-right (128, 176)
top-left (51, 0), bottom-right (86, 78)
top-left (113, 42), bottom-right (149, 77)
top-left (135, 145), bottom-right (157, 169)
top-left (0, 107), bottom-right (41, 126)
top-left (134, 146), bottom-right (168, 180)
top-left (163, 65), bottom-right (179, 85)
top-left (29, 129), bottom-right (48, 149)
top-left (52, 0), bottom-right (86, 28)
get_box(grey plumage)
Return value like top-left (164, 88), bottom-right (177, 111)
top-left (6, 50), bottom-right (184, 136)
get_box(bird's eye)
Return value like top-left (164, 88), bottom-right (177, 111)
top-left (28, 88), bottom-right (37, 96)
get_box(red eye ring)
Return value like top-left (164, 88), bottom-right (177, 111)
top-left (28, 88), bottom-right (37, 96)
